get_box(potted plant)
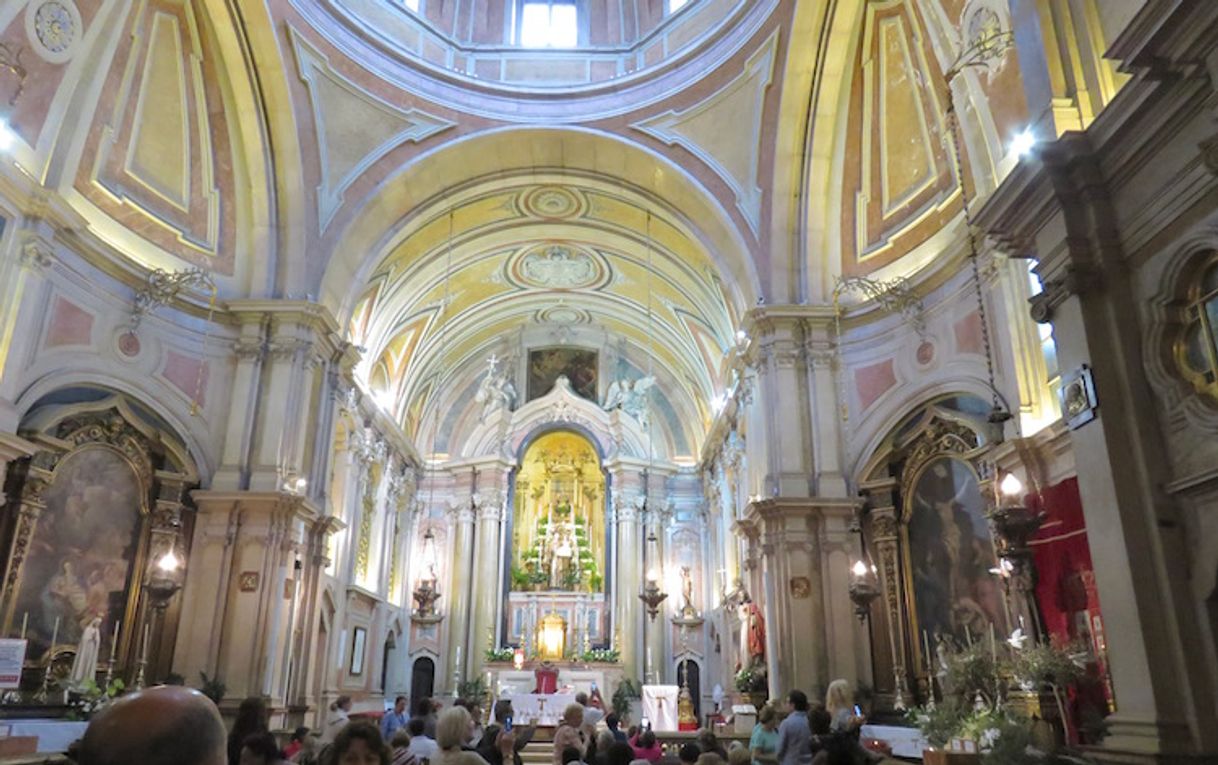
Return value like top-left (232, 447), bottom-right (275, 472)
top-left (612, 678), bottom-right (642, 722)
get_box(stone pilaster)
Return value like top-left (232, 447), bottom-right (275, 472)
top-left (467, 488), bottom-right (505, 680)
top-left (979, 126), bottom-right (1218, 755)
top-left (444, 497), bottom-right (476, 692)
top-left (175, 491), bottom-right (324, 710)
top-left (611, 489), bottom-right (643, 680)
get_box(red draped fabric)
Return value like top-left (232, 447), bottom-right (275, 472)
top-left (1026, 478), bottom-right (1113, 743)
top-left (534, 668), bottom-right (559, 694)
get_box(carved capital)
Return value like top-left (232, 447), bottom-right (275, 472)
top-left (1029, 263), bottom-right (1100, 323)
top-left (18, 234), bottom-right (54, 273)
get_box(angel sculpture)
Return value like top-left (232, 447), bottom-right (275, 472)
top-left (475, 355), bottom-right (517, 421)
top-left (621, 375), bottom-right (656, 428)
top-left (603, 379), bottom-right (629, 411)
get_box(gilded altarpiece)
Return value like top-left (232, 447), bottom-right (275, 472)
top-left (860, 402), bottom-right (1006, 709)
top-left (0, 403), bottom-right (194, 686)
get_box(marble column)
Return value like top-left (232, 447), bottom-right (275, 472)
top-left (612, 492), bottom-right (643, 681)
top-left (444, 498), bottom-right (476, 693)
top-left (467, 490), bottom-right (504, 681)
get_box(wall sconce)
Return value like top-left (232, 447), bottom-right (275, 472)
top-left (987, 472), bottom-right (1047, 641)
top-left (847, 559), bottom-right (879, 621)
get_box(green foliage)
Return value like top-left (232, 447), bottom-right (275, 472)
top-left (734, 666), bottom-right (767, 692)
top-left (580, 647), bottom-right (620, 663)
top-left (946, 642), bottom-right (1007, 708)
top-left (198, 671), bottom-right (226, 704)
top-left (458, 677), bottom-right (489, 707)
top-left (164, 672), bottom-right (186, 686)
top-left (612, 678), bottom-right (642, 719)
top-left (1009, 642), bottom-right (1086, 690)
top-left (485, 646), bottom-right (515, 662)
top-left (906, 697), bottom-right (971, 749)
top-left (68, 678), bottom-right (125, 721)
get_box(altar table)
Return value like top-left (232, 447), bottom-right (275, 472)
top-left (499, 693), bottom-right (577, 726)
top-left (859, 724), bottom-right (926, 759)
top-left (640, 685), bottom-right (679, 732)
top-left (4, 720), bottom-right (88, 753)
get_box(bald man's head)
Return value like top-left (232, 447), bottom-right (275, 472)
top-left (78, 685), bottom-right (226, 765)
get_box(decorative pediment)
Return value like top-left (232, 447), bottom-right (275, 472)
top-left (460, 376), bottom-right (651, 461)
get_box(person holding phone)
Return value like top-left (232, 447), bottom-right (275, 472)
top-left (824, 681), bottom-right (863, 734)
top-left (477, 700), bottom-right (533, 765)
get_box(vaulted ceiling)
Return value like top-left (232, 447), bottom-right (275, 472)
top-left (2, 0), bottom-right (1032, 456)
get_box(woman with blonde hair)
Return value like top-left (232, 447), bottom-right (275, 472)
top-left (824, 681), bottom-right (859, 733)
top-left (434, 706), bottom-right (502, 765)
top-left (552, 704), bottom-right (586, 765)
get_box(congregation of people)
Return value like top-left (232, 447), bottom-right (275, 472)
top-left (65, 677), bottom-right (883, 765)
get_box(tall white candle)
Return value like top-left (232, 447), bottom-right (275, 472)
top-left (964, 624), bottom-right (973, 647)
top-left (49, 617), bottom-right (60, 653)
top-left (989, 623), bottom-right (997, 665)
top-left (108, 621), bottom-right (120, 664)
top-left (140, 622), bottom-right (150, 664)
top-left (19, 613), bottom-right (27, 641)
top-left (922, 631), bottom-right (933, 670)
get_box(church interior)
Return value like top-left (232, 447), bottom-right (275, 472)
top-left (0, 0), bottom-right (1216, 762)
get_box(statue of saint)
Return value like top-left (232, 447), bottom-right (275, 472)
top-left (548, 512), bottom-right (577, 589)
top-left (475, 355), bottom-right (517, 421)
top-left (69, 617), bottom-right (101, 688)
top-left (679, 566), bottom-right (697, 618)
top-left (737, 599), bottom-right (766, 670)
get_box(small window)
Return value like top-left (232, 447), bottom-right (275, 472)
top-left (520, 1), bottom-right (579, 48)
top-left (1177, 254), bottom-right (1218, 398)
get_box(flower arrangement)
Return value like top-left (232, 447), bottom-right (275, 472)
top-left (68, 678), bottom-right (125, 721)
top-left (485, 646), bottom-right (515, 662)
top-left (580, 647), bottom-right (620, 663)
top-left (908, 630), bottom-right (1098, 764)
top-left (734, 666), bottom-right (767, 693)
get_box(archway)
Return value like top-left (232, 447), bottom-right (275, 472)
top-left (411, 657), bottom-right (436, 702)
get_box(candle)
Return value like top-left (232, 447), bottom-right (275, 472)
top-left (964, 624), bottom-right (973, 647)
top-left (108, 621), bottom-right (120, 664)
top-left (49, 617), bottom-right (60, 653)
top-left (989, 623), bottom-right (997, 665)
top-left (140, 622), bottom-right (150, 664)
top-left (922, 631), bottom-right (933, 670)
top-left (19, 613), bottom-right (27, 641)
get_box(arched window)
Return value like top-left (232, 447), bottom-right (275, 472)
top-left (1178, 253), bottom-right (1218, 399)
top-left (411, 657), bottom-right (436, 702)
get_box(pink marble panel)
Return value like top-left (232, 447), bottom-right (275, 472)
top-left (45, 297), bottom-right (94, 348)
top-left (954, 310), bottom-right (984, 355)
top-left (854, 358), bottom-right (897, 411)
top-left (162, 350), bottom-right (209, 406)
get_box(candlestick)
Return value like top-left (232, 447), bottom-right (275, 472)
top-left (922, 630), bottom-right (933, 670)
top-left (141, 622), bottom-right (150, 664)
top-left (49, 617), bottom-right (60, 653)
top-left (19, 613), bottom-right (27, 641)
top-left (989, 623), bottom-right (997, 665)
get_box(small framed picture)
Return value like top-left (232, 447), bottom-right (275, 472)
top-left (1059, 365), bottom-right (1098, 429)
top-left (350, 627), bottom-right (367, 676)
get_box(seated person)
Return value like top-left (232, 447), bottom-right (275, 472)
top-left (679, 743), bottom-right (702, 765)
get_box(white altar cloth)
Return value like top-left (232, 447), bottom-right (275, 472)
top-left (500, 693), bottom-right (577, 726)
top-left (6, 719), bottom-right (89, 753)
top-left (641, 685), bottom-right (679, 732)
top-left (859, 724), bottom-right (926, 759)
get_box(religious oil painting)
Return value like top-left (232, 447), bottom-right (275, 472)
top-left (527, 348), bottom-right (598, 402)
top-left (907, 456), bottom-right (1007, 644)
top-left (14, 446), bottom-right (144, 661)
